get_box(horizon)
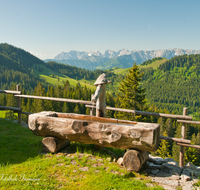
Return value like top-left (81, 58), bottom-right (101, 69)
top-left (1, 0), bottom-right (200, 60)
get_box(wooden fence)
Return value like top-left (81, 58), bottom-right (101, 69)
top-left (1, 84), bottom-right (200, 167)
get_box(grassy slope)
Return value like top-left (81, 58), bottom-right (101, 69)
top-left (139, 58), bottom-right (168, 70)
top-left (31, 58), bottom-right (167, 93)
top-left (0, 119), bottom-right (164, 190)
top-left (112, 58), bottom-right (168, 75)
top-left (32, 64), bottom-right (96, 90)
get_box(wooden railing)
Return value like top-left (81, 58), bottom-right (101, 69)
top-left (0, 84), bottom-right (200, 167)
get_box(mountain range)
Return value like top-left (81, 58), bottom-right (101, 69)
top-left (44, 48), bottom-right (200, 70)
top-left (1, 43), bottom-right (200, 118)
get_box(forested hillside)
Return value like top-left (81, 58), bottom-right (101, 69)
top-left (0, 43), bottom-right (46, 91)
top-left (140, 54), bottom-right (200, 117)
top-left (1, 43), bottom-right (200, 165)
top-left (0, 43), bottom-right (114, 92)
top-left (45, 61), bottom-right (113, 80)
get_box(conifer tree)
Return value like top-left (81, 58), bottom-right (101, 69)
top-left (155, 131), bottom-right (171, 158)
top-left (172, 122), bottom-right (182, 163)
top-left (185, 133), bottom-right (198, 165)
top-left (114, 63), bottom-right (146, 121)
top-left (32, 83), bottom-right (46, 113)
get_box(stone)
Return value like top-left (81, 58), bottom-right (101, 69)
top-left (167, 161), bottom-right (178, 166)
top-left (182, 168), bottom-right (200, 177)
top-left (163, 158), bottom-right (175, 163)
top-left (111, 170), bottom-right (119, 174)
top-left (169, 175), bottom-right (180, 180)
top-left (150, 169), bottom-right (160, 175)
top-left (57, 163), bottom-right (64, 166)
top-left (162, 163), bottom-right (183, 175)
top-left (181, 174), bottom-right (191, 181)
top-left (79, 167), bottom-right (89, 171)
top-left (117, 157), bottom-right (123, 166)
top-left (92, 164), bottom-right (98, 167)
top-left (153, 177), bottom-right (179, 186)
top-left (148, 155), bottom-right (165, 165)
top-left (147, 162), bottom-right (162, 170)
top-left (87, 156), bottom-right (96, 161)
top-left (96, 158), bottom-right (103, 162)
top-left (185, 162), bottom-right (197, 171)
top-left (70, 160), bottom-right (77, 165)
top-left (155, 171), bottom-right (172, 178)
top-left (97, 163), bottom-right (104, 166)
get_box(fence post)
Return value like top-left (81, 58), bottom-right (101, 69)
top-left (16, 85), bottom-right (22, 125)
top-left (90, 94), bottom-right (95, 116)
top-left (179, 107), bottom-right (188, 167)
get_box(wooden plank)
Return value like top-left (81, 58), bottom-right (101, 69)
top-left (21, 111), bottom-right (33, 115)
top-left (0, 90), bottom-right (21, 94)
top-left (0, 106), bottom-right (21, 112)
top-left (160, 136), bottom-right (191, 144)
top-left (176, 142), bottom-right (200, 149)
top-left (85, 105), bottom-right (192, 120)
top-left (16, 85), bottom-right (22, 125)
top-left (180, 107), bottom-right (187, 167)
top-left (177, 120), bottom-right (200, 125)
top-left (14, 94), bottom-right (93, 105)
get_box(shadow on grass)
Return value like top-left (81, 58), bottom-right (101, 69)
top-left (60, 141), bottom-right (125, 160)
top-left (0, 118), bottom-right (43, 165)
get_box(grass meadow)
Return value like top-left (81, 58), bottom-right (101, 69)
top-left (0, 117), bottom-right (165, 190)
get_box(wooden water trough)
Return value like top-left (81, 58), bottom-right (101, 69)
top-left (28, 111), bottom-right (160, 171)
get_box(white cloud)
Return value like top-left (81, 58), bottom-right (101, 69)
top-left (28, 51), bottom-right (47, 59)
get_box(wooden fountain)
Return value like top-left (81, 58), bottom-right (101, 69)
top-left (28, 73), bottom-right (160, 172)
top-left (28, 111), bottom-right (160, 171)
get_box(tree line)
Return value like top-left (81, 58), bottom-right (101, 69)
top-left (2, 63), bottom-right (200, 165)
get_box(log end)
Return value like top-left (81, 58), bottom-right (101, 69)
top-left (123, 149), bottom-right (149, 172)
top-left (42, 137), bottom-right (70, 153)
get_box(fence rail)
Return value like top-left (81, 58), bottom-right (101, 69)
top-left (86, 105), bottom-right (192, 120)
top-left (1, 84), bottom-right (200, 167)
top-left (14, 94), bottom-right (94, 105)
top-left (0, 90), bottom-right (21, 94)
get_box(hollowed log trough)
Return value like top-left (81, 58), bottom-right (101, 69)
top-left (28, 111), bottom-right (160, 171)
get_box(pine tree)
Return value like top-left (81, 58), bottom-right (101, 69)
top-left (155, 131), bottom-right (171, 158)
top-left (114, 63), bottom-right (146, 121)
top-left (32, 83), bottom-right (46, 113)
top-left (172, 122), bottom-right (182, 163)
top-left (185, 133), bottom-right (198, 165)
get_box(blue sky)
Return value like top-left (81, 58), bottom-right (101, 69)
top-left (1, 0), bottom-right (200, 59)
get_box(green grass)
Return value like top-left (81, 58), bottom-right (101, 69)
top-left (32, 64), bottom-right (96, 90)
top-left (0, 111), bottom-right (6, 118)
top-left (0, 119), bottom-right (164, 189)
top-left (139, 58), bottom-right (168, 70)
top-left (110, 58), bottom-right (168, 76)
top-left (0, 111), bottom-right (17, 119)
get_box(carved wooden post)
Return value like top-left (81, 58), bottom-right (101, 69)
top-left (91, 73), bottom-right (111, 117)
top-left (16, 84), bottom-right (22, 125)
top-left (179, 107), bottom-right (188, 167)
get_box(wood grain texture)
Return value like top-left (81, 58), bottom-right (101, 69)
top-left (42, 137), bottom-right (70, 153)
top-left (28, 111), bottom-right (160, 151)
top-left (123, 149), bottom-right (149, 172)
